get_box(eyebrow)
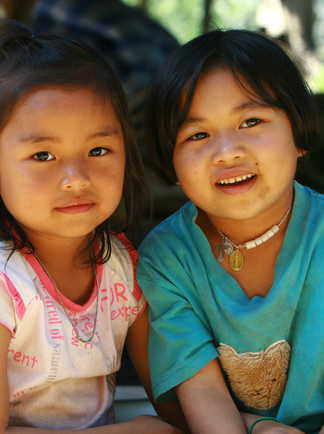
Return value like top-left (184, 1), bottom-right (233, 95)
top-left (18, 127), bottom-right (120, 144)
top-left (86, 127), bottom-right (120, 141)
top-left (181, 101), bottom-right (272, 126)
top-left (232, 101), bottom-right (271, 112)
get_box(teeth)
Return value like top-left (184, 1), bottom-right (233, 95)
top-left (218, 174), bottom-right (254, 185)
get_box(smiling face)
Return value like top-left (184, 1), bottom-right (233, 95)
top-left (173, 67), bottom-right (301, 224)
top-left (0, 87), bottom-right (125, 246)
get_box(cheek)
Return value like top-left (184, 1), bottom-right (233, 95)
top-left (0, 166), bottom-right (53, 209)
top-left (96, 161), bottom-right (125, 184)
top-left (174, 148), bottom-right (201, 180)
top-left (92, 163), bottom-right (125, 202)
top-left (258, 129), bottom-right (297, 162)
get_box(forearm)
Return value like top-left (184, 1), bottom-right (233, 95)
top-left (126, 308), bottom-right (187, 432)
top-left (177, 384), bottom-right (246, 434)
top-left (319, 424), bottom-right (324, 434)
top-left (241, 412), bottom-right (261, 429)
top-left (180, 361), bottom-right (246, 433)
top-left (6, 422), bottom-right (133, 434)
top-left (154, 400), bottom-right (189, 432)
top-left (6, 416), bottom-right (181, 434)
top-left (176, 359), bottom-right (246, 434)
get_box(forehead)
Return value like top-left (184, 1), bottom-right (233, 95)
top-left (1, 86), bottom-right (122, 143)
top-left (14, 86), bottom-right (113, 115)
top-left (6, 86), bottom-right (119, 126)
top-left (187, 67), bottom-right (263, 114)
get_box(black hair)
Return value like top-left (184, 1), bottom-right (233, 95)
top-left (147, 29), bottom-right (318, 184)
top-left (0, 19), bottom-right (146, 263)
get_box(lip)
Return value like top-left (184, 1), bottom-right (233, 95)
top-left (214, 169), bottom-right (257, 195)
top-left (54, 200), bottom-right (95, 214)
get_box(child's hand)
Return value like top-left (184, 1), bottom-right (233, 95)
top-left (242, 413), bottom-right (305, 434)
top-left (251, 420), bottom-right (305, 434)
top-left (131, 415), bottom-right (184, 434)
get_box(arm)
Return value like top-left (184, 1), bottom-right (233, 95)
top-left (0, 324), bottom-right (11, 434)
top-left (126, 307), bottom-right (187, 432)
top-left (176, 358), bottom-right (247, 434)
top-left (6, 417), bottom-right (180, 434)
top-left (320, 425), bottom-right (324, 434)
top-left (138, 244), bottom-right (240, 432)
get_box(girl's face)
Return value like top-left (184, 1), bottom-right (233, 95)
top-left (173, 67), bottom-right (301, 224)
top-left (0, 87), bottom-right (125, 245)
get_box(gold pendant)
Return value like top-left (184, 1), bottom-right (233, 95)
top-left (229, 249), bottom-right (244, 272)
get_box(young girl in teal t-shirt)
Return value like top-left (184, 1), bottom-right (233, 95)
top-left (138, 29), bottom-right (324, 434)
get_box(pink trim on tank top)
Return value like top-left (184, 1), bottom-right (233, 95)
top-left (21, 252), bottom-right (103, 313)
top-left (113, 233), bottom-right (142, 301)
top-left (0, 272), bottom-right (26, 320)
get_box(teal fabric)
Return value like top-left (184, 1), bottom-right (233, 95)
top-left (138, 182), bottom-right (324, 434)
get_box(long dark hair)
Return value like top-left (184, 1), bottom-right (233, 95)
top-left (0, 19), bottom-right (146, 263)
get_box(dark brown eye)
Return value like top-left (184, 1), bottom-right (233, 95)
top-left (240, 118), bottom-right (261, 128)
top-left (32, 151), bottom-right (55, 161)
top-left (89, 147), bottom-right (109, 156)
top-left (188, 132), bottom-right (209, 141)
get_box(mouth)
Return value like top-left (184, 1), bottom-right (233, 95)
top-left (216, 173), bottom-right (256, 186)
top-left (54, 202), bottom-right (95, 214)
top-left (215, 173), bottom-right (257, 194)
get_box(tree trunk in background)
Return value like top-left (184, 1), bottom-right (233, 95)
top-left (202, 0), bottom-right (214, 33)
top-left (281, 0), bottom-right (315, 54)
top-left (256, 0), bottom-right (315, 55)
top-left (138, 0), bottom-right (149, 12)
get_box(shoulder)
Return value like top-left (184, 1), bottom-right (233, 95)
top-left (137, 202), bottom-right (200, 289)
top-left (294, 182), bottom-right (324, 233)
top-left (139, 201), bottom-right (196, 256)
top-left (107, 232), bottom-right (141, 300)
top-left (293, 183), bottom-right (324, 277)
top-left (0, 245), bottom-right (35, 283)
top-left (110, 232), bottom-right (137, 263)
top-left (295, 181), bottom-right (324, 206)
top-left (0, 242), bottom-right (15, 269)
top-left (0, 247), bottom-right (38, 330)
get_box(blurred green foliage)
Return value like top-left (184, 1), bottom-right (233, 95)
top-left (310, 64), bottom-right (324, 93)
top-left (124, 0), bottom-right (257, 43)
top-left (124, 0), bottom-right (324, 93)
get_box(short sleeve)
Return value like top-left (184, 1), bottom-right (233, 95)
top-left (110, 233), bottom-right (146, 326)
top-left (138, 237), bottom-right (218, 401)
top-left (0, 274), bottom-right (17, 333)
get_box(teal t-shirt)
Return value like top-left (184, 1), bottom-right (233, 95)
top-left (138, 182), bottom-right (324, 434)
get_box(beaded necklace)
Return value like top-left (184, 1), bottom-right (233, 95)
top-left (214, 207), bottom-right (291, 272)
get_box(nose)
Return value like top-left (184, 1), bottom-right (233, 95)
top-left (211, 133), bottom-right (246, 165)
top-left (60, 160), bottom-right (90, 192)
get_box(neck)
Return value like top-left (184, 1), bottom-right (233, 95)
top-left (24, 231), bottom-right (91, 270)
top-left (199, 190), bottom-right (294, 245)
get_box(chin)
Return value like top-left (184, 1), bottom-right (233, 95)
top-left (49, 227), bottom-right (96, 240)
top-left (211, 207), bottom-right (264, 222)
